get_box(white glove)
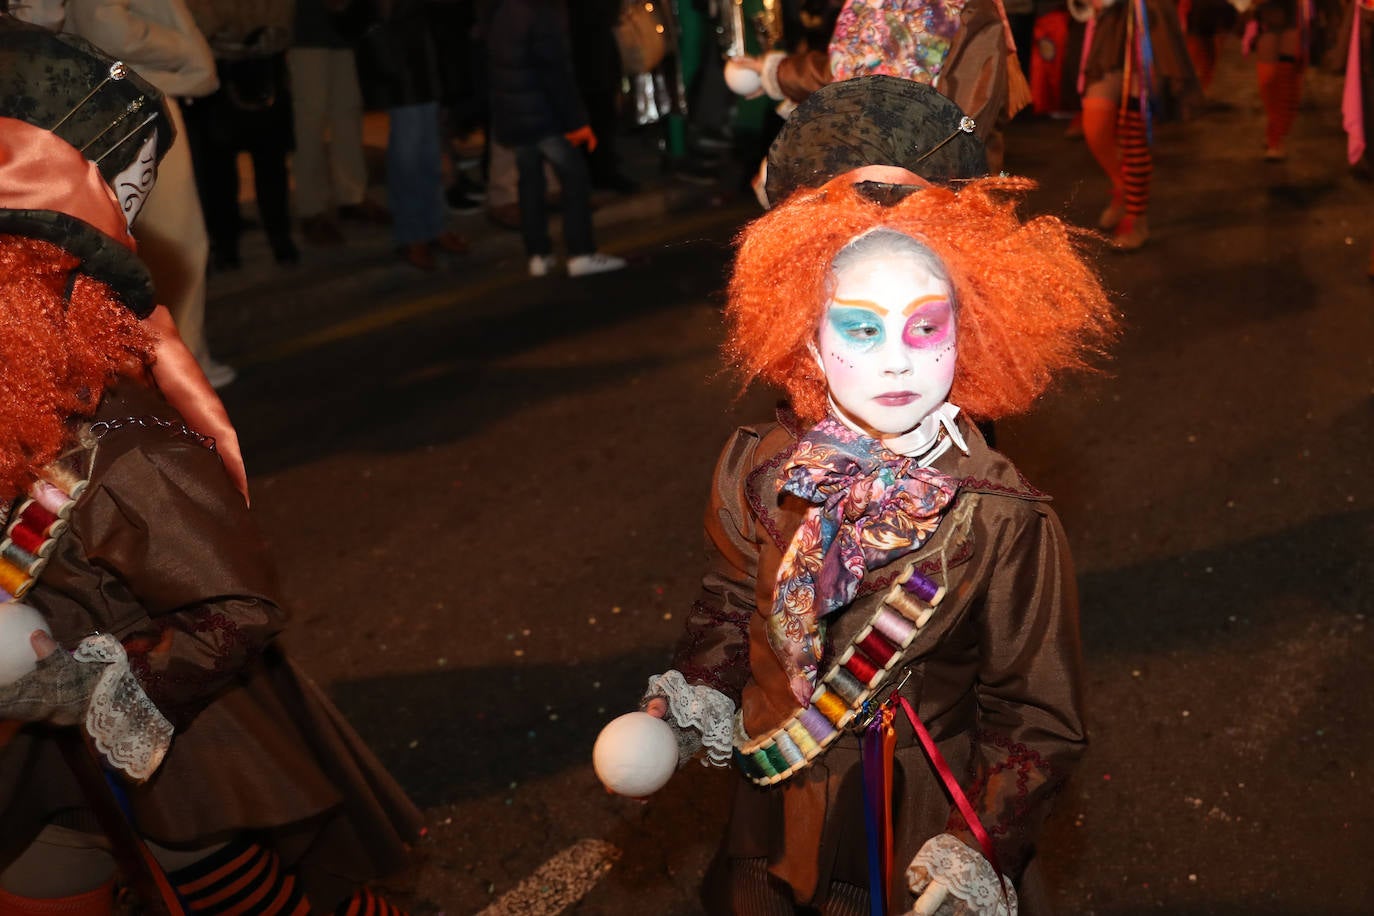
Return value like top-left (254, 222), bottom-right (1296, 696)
top-left (904, 833), bottom-right (1017, 916)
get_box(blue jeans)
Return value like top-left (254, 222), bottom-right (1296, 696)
top-left (514, 135), bottom-right (594, 257)
top-left (386, 102), bottom-right (446, 246)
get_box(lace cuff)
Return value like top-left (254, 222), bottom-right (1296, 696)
top-left (74, 635), bottom-right (174, 782)
top-left (759, 51), bottom-right (787, 101)
top-left (906, 833), bottom-right (1017, 916)
top-left (642, 669), bottom-right (735, 767)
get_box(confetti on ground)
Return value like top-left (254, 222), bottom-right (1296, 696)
top-left (476, 839), bottom-right (621, 916)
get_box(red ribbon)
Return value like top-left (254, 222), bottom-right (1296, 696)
top-left (894, 696), bottom-right (1010, 906)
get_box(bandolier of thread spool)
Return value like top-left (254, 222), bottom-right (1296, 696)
top-left (733, 565), bottom-right (949, 785)
top-left (0, 472), bottom-right (85, 601)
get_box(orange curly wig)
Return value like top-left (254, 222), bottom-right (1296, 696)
top-left (0, 235), bottom-right (153, 500)
top-left (724, 176), bottom-right (1119, 423)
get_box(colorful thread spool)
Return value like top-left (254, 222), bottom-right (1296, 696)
top-left (751, 747), bottom-right (779, 778)
top-left (901, 569), bottom-right (945, 605)
top-left (813, 688), bottom-right (849, 725)
top-left (872, 608), bottom-right (917, 646)
top-left (785, 720), bottom-right (821, 757)
top-left (775, 730), bottom-right (806, 767)
top-left (8, 524), bottom-right (45, 556)
top-left (734, 747), bottom-right (761, 780)
top-left (762, 741), bottom-right (790, 776)
top-left (798, 705), bottom-right (837, 743)
top-left (856, 629), bottom-right (898, 667)
top-left (17, 501), bottom-right (58, 533)
top-left (827, 666), bottom-right (866, 704)
top-left (0, 563), bottom-right (28, 598)
top-left (1, 542), bottom-right (39, 575)
top-left (30, 482), bottom-right (69, 518)
top-left (843, 649), bottom-right (881, 686)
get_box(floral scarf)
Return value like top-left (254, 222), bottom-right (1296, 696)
top-left (828, 0), bottom-right (971, 85)
top-left (770, 416), bottom-right (959, 705)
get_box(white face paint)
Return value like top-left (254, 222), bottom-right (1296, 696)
top-left (112, 132), bottom-right (157, 228)
top-left (817, 248), bottom-right (958, 437)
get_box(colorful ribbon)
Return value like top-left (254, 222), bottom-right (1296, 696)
top-left (1345, 3), bottom-right (1366, 165)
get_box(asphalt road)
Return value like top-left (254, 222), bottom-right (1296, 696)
top-left (207, 51), bottom-right (1371, 916)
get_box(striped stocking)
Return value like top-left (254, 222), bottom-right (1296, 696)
top-left (0, 881), bottom-right (115, 915)
top-left (167, 839), bottom-right (309, 915)
top-left (1117, 106), bottom-right (1152, 221)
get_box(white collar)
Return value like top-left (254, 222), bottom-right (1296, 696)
top-left (829, 399), bottom-right (970, 467)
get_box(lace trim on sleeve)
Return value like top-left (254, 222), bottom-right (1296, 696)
top-left (906, 833), bottom-right (1018, 916)
top-left (759, 51), bottom-right (787, 101)
top-left (643, 669), bottom-right (735, 768)
top-left (74, 635), bottom-right (175, 782)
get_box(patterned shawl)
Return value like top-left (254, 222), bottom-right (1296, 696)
top-left (770, 416), bottom-right (958, 705)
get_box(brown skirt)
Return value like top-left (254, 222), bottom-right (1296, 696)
top-left (0, 648), bottom-right (423, 909)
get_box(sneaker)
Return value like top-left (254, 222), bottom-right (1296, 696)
top-left (567, 252), bottom-right (626, 277)
top-left (529, 254), bottom-right (558, 277)
top-left (200, 358), bottom-right (237, 390)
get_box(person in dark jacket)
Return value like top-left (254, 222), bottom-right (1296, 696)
top-left (356, 0), bottom-right (469, 270)
top-left (185, 0), bottom-right (300, 269)
top-left (486, 0), bottom-right (626, 277)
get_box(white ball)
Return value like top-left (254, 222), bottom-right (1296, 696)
top-left (724, 59), bottom-right (763, 97)
top-left (0, 602), bottom-right (51, 686)
top-left (593, 711), bottom-right (679, 797)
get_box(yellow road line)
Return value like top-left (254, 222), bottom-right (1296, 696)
top-left (244, 204), bottom-right (750, 367)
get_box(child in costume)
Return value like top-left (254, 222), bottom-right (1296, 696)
top-left (631, 78), bottom-right (1117, 915)
top-left (0, 9), bottom-right (249, 502)
top-left (728, 0), bottom-right (1025, 188)
top-left (0, 18), bottom-right (422, 915)
top-left (1245, 0), bottom-right (1312, 160)
top-left (1077, 0), bottom-right (1198, 249)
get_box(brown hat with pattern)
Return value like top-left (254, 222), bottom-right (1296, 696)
top-left (764, 75), bottom-right (988, 208)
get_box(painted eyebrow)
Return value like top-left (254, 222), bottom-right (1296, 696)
top-left (831, 297), bottom-right (889, 316)
top-left (902, 295), bottom-right (950, 316)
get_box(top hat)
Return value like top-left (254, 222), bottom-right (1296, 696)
top-left (765, 76), bottom-right (989, 208)
top-left (0, 16), bottom-right (175, 316)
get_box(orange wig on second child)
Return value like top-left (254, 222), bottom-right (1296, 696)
top-left (724, 176), bottom-right (1119, 423)
top-left (0, 235), bottom-right (153, 501)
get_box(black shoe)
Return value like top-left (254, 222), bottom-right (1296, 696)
top-left (445, 187), bottom-right (483, 214)
top-left (338, 200), bottom-right (391, 224)
top-left (270, 237), bottom-right (301, 265)
top-left (593, 173), bottom-right (640, 194)
top-left (452, 170), bottom-right (487, 201)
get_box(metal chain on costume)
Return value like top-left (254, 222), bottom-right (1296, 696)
top-left (88, 415), bottom-right (217, 452)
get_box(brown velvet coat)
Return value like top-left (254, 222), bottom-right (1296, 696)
top-left (675, 411), bottom-right (1086, 913)
top-left (0, 381), bottom-right (422, 908)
